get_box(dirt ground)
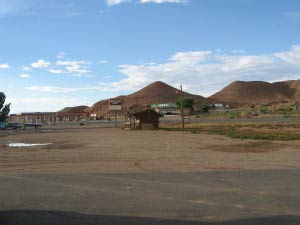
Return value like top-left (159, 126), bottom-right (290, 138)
top-left (2, 127), bottom-right (300, 224)
top-left (1, 127), bottom-right (300, 174)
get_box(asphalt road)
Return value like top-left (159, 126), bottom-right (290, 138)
top-left (1, 169), bottom-right (300, 225)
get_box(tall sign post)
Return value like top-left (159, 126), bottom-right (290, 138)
top-left (109, 100), bottom-right (122, 128)
top-left (180, 85), bottom-right (185, 130)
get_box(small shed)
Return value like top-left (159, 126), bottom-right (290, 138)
top-left (125, 109), bottom-right (160, 130)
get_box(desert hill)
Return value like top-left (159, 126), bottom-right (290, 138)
top-left (88, 79), bottom-right (300, 115)
top-left (283, 80), bottom-right (300, 99)
top-left (88, 81), bottom-right (206, 115)
top-left (58, 105), bottom-right (89, 113)
top-left (124, 81), bottom-right (205, 106)
top-left (209, 80), bottom-right (300, 106)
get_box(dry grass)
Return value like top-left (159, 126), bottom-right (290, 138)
top-left (161, 122), bottom-right (300, 141)
top-left (211, 141), bottom-right (279, 153)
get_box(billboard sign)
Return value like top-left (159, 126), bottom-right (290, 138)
top-left (110, 105), bottom-right (122, 111)
top-left (109, 100), bottom-right (122, 111)
top-left (183, 108), bottom-right (191, 116)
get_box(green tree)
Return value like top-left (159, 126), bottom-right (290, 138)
top-left (0, 92), bottom-right (11, 122)
top-left (176, 98), bottom-right (194, 110)
top-left (201, 102), bottom-right (210, 113)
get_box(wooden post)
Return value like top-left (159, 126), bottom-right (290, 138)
top-left (180, 85), bottom-right (185, 130)
top-left (115, 111), bottom-right (117, 128)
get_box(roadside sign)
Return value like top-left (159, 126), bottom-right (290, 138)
top-left (109, 100), bottom-right (122, 111)
top-left (183, 108), bottom-right (191, 116)
top-left (109, 100), bottom-right (122, 128)
top-left (109, 105), bottom-right (122, 111)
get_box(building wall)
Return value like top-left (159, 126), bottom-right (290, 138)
top-left (57, 113), bottom-right (89, 122)
top-left (8, 112), bottom-right (89, 124)
top-left (141, 123), bottom-right (156, 130)
top-left (8, 114), bottom-right (56, 124)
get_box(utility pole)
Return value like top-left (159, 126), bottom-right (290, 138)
top-left (180, 85), bottom-right (185, 130)
top-left (115, 111), bottom-right (117, 128)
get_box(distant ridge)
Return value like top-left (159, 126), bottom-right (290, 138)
top-left (88, 81), bottom-right (206, 115)
top-left (124, 81), bottom-right (206, 106)
top-left (58, 105), bottom-right (89, 113)
top-left (284, 80), bottom-right (300, 99)
top-left (209, 80), bottom-right (300, 106)
top-left (88, 79), bottom-right (300, 115)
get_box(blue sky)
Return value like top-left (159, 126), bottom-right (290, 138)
top-left (0, 0), bottom-right (300, 113)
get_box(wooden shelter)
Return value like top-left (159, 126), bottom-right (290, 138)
top-left (125, 109), bottom-right (160, 130)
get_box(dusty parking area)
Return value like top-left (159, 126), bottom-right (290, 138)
top-left (1, 127), bottom-right (300, 225)
top-left (1, 127), bottom-right (300, 174)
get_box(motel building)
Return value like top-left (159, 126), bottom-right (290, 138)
top-left (8, 112), bottom-right (57, 124)
top-left (8, 108), bottom-right (90, 125)
top-left (56, 111), bottom-right (89, 123)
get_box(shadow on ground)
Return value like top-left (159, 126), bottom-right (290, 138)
top-left (0, 211), bottom-right (299, 225)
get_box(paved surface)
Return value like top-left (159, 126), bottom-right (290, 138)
top-left (1, 170), bottom-right (300, 225)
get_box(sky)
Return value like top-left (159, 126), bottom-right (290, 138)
top-left (0, 0), bottom-right (300, 113)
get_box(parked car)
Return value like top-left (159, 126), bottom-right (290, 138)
top-left (6, 123), bottom-right (23, 129)
top-left (0, 122), bottom-right (6, 129)
top-left (13, 123), bottom-right (23, 129)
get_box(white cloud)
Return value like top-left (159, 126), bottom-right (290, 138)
top-left (22, 66), bottom-right (32, 71)
top-left (31, 59), bottom-right (51, 69)
top-left (28, 55), bottom-right (91, 76)
top-left (98, 60), bottom-right (109, 64)
top-left (55, 60), bottom-right (91, 76)
top-left (7, 96), bottom-right (90, 113)
top-left (140, 0), bottom-right (186, 3)
top-left (171, 51), bottom-right (211, 64)
top-left (19, 73), bottom-right (30, 79)
top-left (106, 0), bottom-right (131, 6)
top-left (106, 0), bottom-right (186, 6)
top-left (19, 45), bottom-right (300, 102)
top-left (232, 49), bottom-right (246, 54)
top-left (102, 75), bottom-right (112, 79)
top-left (0, 63), bottom-right (9, 69)
top-left (96, 45), bottom-right (300, 96)
top-left (26, 86), bottom-right (81, 93)
top-left (56, 52), bottom-right (67, 59)
top-left (47, 69), bottom-right (65, 74)
top-left (26, 85), bottom-right (102, 93)
top-left (275, 45), bottom-right (300, 64)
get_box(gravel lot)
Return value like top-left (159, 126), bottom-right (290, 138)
top-left (0, 127), bottom-right (300, 224)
